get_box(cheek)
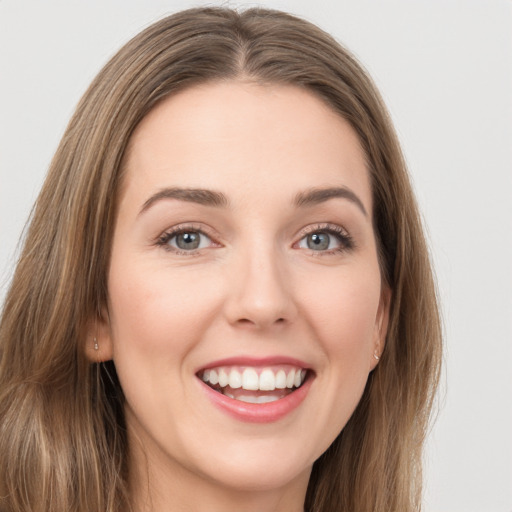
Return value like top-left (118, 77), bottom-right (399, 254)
top-left (106, 256), bottom-right (227, 369)
top-left (288, 264), bottom-right (382, 455)
top-left (299, 262), bottom-right (381, 406)
top-left (300, 265), bottom-right (381, 352)
top-left (105, 260), bottom-right (224, 419)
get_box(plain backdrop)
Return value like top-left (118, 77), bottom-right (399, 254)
top-left (1, 1), bottom-right (511, 511)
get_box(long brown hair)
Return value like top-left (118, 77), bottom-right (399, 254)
top-left (0, 7), bottom-right (442, 511)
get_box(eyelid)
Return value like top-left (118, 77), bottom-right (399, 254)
top-left (155, 223), bottom-right (221, 254)
top-left (297, 222), bottom-right (349, 237)
top-left (295, 222), bottom-right (350, 240)
top-left (293, 222), bottom-right (355, 253)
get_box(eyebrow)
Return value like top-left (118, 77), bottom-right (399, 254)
top-left (294, 187), bottom-right (368, 216)
top-left (139, 185), bottom-right (367, 217)
top-left (139, 187), bottom-right (229, 215)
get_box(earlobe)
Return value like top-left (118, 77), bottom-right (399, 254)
top-left (85, 311), bottom-right (114, 362)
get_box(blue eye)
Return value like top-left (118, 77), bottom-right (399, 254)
top-left (297, 226), bottom-right (354, 253)
top-left (299, 231), bottom-right (340, 251)
top-left (162, 230), bottom-right (212, 251)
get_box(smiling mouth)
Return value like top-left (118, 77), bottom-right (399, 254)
top-left (198, 365), bottom-right (308, 404)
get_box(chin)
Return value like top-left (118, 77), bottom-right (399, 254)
top-left (197, 452), bottom-right (313, 493)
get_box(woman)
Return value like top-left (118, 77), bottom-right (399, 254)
top-left (0, 7), bottom-right (442, 512)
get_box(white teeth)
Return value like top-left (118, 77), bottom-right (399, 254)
top-left (218, 368), bottom-right (229, 388)
top-left (294, 369), bottom-right (302, 388)
top-left (236, 394), bottom-right (280, 404)
top-left (236, 394), bottom-right (259, 404)
top-left (275, 370), bottom-right (287, 389)
top-left (201, 366), bottom-right (307, 391)
top-left (209, 369), bottom-right (219, 385)
top-left (242, 368), bottom-right (259, 390)
top-left (259, 369), bottom-right (276, 391)
top-left (229, 369), bottom-right (242, 389)
top-left (286, 369), bottom-right (295, 388)
top-left (256, 395), bottom-right (280, 403)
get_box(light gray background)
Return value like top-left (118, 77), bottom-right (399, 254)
top-left (1, 1), bottom-right (511, 511)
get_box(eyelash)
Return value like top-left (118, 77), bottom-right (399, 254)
top-left (296, 223), bottom-right (355, 255)
top-left (155, 223), bottom-right (355, 256)
top-left (155, 224), bottom-right (217, 256)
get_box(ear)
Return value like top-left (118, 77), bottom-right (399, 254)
top-left (84, 309), bottom-right (114, 363)
top-left (370, 285), bottom-right (391, 371)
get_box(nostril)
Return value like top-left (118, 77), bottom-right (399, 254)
top-left (235, 317), bottom-right (286, 328)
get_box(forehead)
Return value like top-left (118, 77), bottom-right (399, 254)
top-left (121, 81), bottom-right (372, 213)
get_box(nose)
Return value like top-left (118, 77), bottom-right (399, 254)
top-left (223, 245), bottom-right (298, 330)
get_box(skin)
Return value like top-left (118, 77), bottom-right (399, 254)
top-left (92, 82), bottom-right (390, 512)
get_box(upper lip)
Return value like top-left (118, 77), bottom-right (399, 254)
top-left (195, 355), bottom-right (312, 374)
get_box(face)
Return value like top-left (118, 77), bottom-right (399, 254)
top-left (96, 82), bottom-right (389, 500)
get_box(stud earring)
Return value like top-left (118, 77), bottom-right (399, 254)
top-left (94, 337), bottom-right (99, 351)
top-left (373, 351), bottom-right (380, 361)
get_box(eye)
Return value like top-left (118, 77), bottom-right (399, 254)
top-left (298, 231), bottom-right (339, 251)
top-left (173, 231), bottom-right (207, 250)
top-left (157, 228), bottom-right (214, 253)
top-left (296, 225), bottom-right (354, 253)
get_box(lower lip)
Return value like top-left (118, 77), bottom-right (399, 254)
top-left (199, 376), bottom-right (313, 423)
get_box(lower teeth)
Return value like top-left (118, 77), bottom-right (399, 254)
top-left (208, 378), bottom-right (306, 404)
top-left (224, 392), bottom-right (280, 404)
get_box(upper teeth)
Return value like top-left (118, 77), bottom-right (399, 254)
top-left (201, 366), bottom-right (306, 391)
